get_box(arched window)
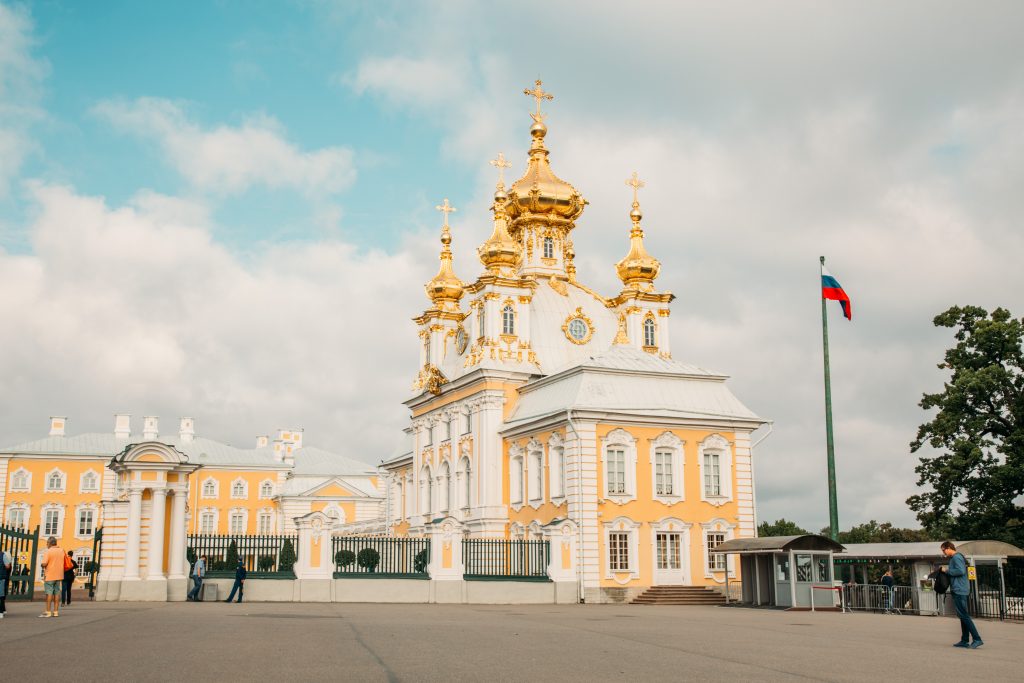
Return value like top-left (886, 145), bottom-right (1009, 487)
top-left (421, 467), bottom-right (433, 515)
top-left (458, 457), bottom-right (472, 509)
top-left (6, 505), bottom-right (28, 530)
top-left (543, 236), bottom-right (554, 259)
top-left (45, 470), bottom-right (65, 492)
top-left (550, 444), bottom-right (565, 499)
top-left (424, 334), bottom-right (431, 363)
top-left (529, 449), bottom-right (543, 502)
top-left (643, 316), bottom-right (657, 347)
top-left (259, 480), bottom-right (274, 499)
top-left (478, 306), bottom-right (486, 338)
top-left (257, 510), bottom-right (274, 533)
top-left (229, 509), bottom-right (246, 534)
top-left (439, 461), bottom-right (451, 512)
top-left (202, 479), bottom-right (216, 498)
top-left (199, 509), bottom-right (216, 534)
top-left (502, 304), bottom-right (515, 335)
top-left (10, 469), bottom-right (30, 491)
top-left (510, 454), bottom-right (524, 505)
top-left (80, 470), bottom-right (99, 493)
top-left (231, 479), bottom-right (247, 499)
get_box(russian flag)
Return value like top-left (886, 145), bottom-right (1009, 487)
top-left (821, 266), bottom-right (852, 320)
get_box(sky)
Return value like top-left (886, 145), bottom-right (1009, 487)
top-left (1, 0), bottom-right (1023, 532)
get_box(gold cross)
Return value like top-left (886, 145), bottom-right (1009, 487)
top-left (435, 198), bottom-right (457, 227)
top-left (489, 152), bottom-right (512, 186)
top-left (625, 171), bottom-right (645, 205)
top-left (523, 79), bottom-right (554, 121)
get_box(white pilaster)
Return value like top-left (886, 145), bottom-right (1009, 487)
top-left (125, 489), bottom-right (143, 580)
top-left (148, 488), bottom-right (167, 578)
top-left (168, 489), bottom-right (187, 579)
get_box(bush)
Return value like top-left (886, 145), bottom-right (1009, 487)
top-left (278, 539), bottom-right (297, 572)
top-left (225, 540), bottom-right (239, 569)
top-left (413, 549), bottom-right (429, 573)
top-left (257, 555), bottom-right (275, 572)
top-left (211, 560), bottom-right (227, 571)
top-left (335, 549), bottom-right (356, 569)
top-left (186, 547), bottom-right (197, 566)
top-left (357, 547), bottom-right (380, 573)
top-left (84, 560), bottom-right (100, 574)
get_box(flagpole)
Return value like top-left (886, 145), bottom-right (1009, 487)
top-left (820, 255), bottom-right (840, 541)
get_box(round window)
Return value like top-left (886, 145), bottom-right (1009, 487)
top-left (455, 327), bottom-right (468, 354)
top-left (568, 318), bottom-right (589, 341)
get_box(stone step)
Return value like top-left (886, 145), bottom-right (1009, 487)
top-left (631, 585), bottom-right (727, 606)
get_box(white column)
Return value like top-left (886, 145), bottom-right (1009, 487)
top-left (125, 489), bottom-right (143, 579)
top-left (168, 489), bottom-right (187, 579)
top-left (658, 311), bottom-right (671, 356)
top-left (147, 488), bottom-right (167, 578)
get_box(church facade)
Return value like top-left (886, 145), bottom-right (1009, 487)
top-left (382, 82), bottom-right (767, 603)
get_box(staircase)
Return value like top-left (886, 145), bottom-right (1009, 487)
top-left (631, 585), bottom-right (727, 606)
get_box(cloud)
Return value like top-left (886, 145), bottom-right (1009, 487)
top-left (92, 97), bottom-right (356, 196)
top-left (0, 2), bottom-right (49, 196)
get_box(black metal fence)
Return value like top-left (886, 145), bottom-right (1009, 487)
top-left (0, 523), bottom-right (39, 601)
top-left (970, 564), bottom-right (1024, 622)
top-left (332, 536), bottom-right (430, 578)
top-left (463, 539), bottom-right (549, 581)
top-left (187, 534), bottom-right (298, 578)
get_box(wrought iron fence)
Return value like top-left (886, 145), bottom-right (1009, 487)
top-left (332, 536), bottom-right (430, 578)
top-left (463, 539), bottom-right (549, 581)
top-left (0, 523), bottom-right (39, 601)
top-left (187, 534), bottom-right (298, 577)
top-left (843, 584), bottom-right (916, 614)
top-left (970, 564), bottom-right (1024, 622)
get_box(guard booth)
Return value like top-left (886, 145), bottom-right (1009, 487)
top-left (712, 535), bottom-right (845, 610)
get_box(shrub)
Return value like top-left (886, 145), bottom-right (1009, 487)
top-left (186, 547), bottom-right (197, 566)
top-left (413, 549), bottom-right (429, 573)
top-left (84, 560), bottom-right (100, 574)
top-left (335, 549), bottom-right (356, 569)
top-left (211, 560), bottom-right (227, 571)
top-left (257, 555), bottom-right (275, 572)
top-left (278, 538), bottom-right (297, 572)
top-left (357, 547), bottom-right (380, 573)
top-left (225, 540), bottom-right (239, 569)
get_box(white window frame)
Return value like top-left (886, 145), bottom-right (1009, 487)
top-left (75, 504), bottom-right (97, 539)
top-left (79, 469), bottom-right (100, 494)
top-left (6, 503), bottom-right (29, 530)
top-left (323, 504), bottom-right (346, 525)
top-left (439, 460), bottom-right (451, 513)
top-left (44, 467), bottom-right (66, 493)
top-left (228, 508), bottom-right (248, 535)
top-left (543, 236), bottom-right (554, 259)
top-left (477, 303), bottom-right (486, 339)
top-left (199, 508), bottom-right (218, 535)
top-left (9, 467), bottom-right (31, 492)
top-left (649, 431), bottom-right (685, 504)
top-left (602, 516), bottom-right (641, 582)
top-left (600, 428), bottom-right (637, 504)
top-left (643, 315), bottom-right (657, 348)
top-left (701, 518), bottom-right (737, 581)
top-left (502, 303), bottom-right (516, 336)
top-left (698, 434), bottom-right (733, 505)
top-left (404, 474), bottom-right (414, 519)
top-left (201, 477), bottom-right (218, 499)
top-left (230, 477), bottom-right (249, 500)
top-left (73, 550), bottom-right (92, 577)
top-left (650, 517), bottom-right (693, 584)
top-left (457, 456), bottom-right (472, 510)
top-left (509, 444), bottom-right (525, 509)
top-left (42, 504), bottom-right (64, 537)
top-left (258, 479), bottom-right (275, 499)
top-left (548, 432), bottom-right (566, 502)
top-left (257, 509), bottom-right (274, 534)
top-left (420, 466), bottom-right (433, 516)
top-left (527, 439), bottom-right (544, 507)
top-left (462, 409), bottom-right (472, 435)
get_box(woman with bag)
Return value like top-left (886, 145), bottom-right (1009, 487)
top-left (62, 550), bottom-right (79, 606)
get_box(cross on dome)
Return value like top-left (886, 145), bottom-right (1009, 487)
top-left (523, 79), bottom-right (554, 122)
top-left (626, 171), bottom-right (645, 205)
top-left (435, 198), bottom-right (457, 227)
top-left (489, 152), bottom-right (512, 187)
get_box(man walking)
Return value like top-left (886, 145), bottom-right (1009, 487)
top-left (0, 548), bottom-right (11, 619)
top-left (224, 557), bottom-right (246, 603)
top-left (62, 550), bottom-right (79, 606)
top-left (39, 537), bottom-right (67, 618)
top-left (941, 541), bottom-right (983, 648)
top-left (187, 554), bottom-right (206, 601)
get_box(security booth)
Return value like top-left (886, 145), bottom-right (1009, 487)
top-left (712, 535), bottom-right (845, 610)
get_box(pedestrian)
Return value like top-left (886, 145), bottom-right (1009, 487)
top-left (39, 536), bottom-right (67, 618)
top-left (62, 550), bottom-right (79, 606)
top-left (224, 557), bottom-right (246, 603)
top-left (187, 554), bottom-right (206, 602)
top-left (1, 548), bottom-right (12, 619)
top-left (941, 541), bottom-right (983, 648)
top-left (881, 567), bottom-right (896, 612)
top-left (18, 564), bottom-right (29, 594)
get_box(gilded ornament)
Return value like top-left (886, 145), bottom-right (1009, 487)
top-left (562, 306), bottom-right (595, 345)
top-left (548, 275), bottom-right (568, 296)
top-left (615, 172), bottom-right (661, 291)
top-left (424, 199), bottom-right (465, 307)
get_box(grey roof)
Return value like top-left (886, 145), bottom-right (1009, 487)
top-left (290, 446), bottom-right (378, 476)
top-left (712, 535), bottom-right (845, 554)
top-left (837, 540), bottom-right (1024, 560)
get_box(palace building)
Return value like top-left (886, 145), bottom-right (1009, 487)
top-left (381, 82), bottom-right (768, 602)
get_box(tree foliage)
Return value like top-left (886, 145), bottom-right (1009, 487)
top-left (357, 548), bottom-right (381, 572)
top-left (908, 306), bottom-right (1024, 546)
top-left (278, 539), bottom-right (297, 572)
top-left (757, 519), bottom-right (809, 537)
top-left (820, 520), bottom-right (935, 544)
top-left (225, 540), bottom-right (239, 569)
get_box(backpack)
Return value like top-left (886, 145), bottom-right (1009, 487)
top-left (933, 568), bottom-right (950, 594)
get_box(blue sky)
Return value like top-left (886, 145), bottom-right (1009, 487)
top-left (2, 1), bottom-right (1023, 531)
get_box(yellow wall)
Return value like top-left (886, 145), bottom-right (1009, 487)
top-left (187, 469), bottom-right (282, 534)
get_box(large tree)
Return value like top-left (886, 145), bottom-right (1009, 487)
top-left (820, 520), bottom-right (934, 544)
top-left (908, 306), bottom-right (1024, 546)
top-left (757, 518), bottom-right (808, 537)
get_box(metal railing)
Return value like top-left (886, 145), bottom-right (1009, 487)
top-left (0, 523), bottom-right (39, 601)
top-left (463, 539), bottom-right (549, 581)
top-left (843, 584), bottom-right (916, 614)
top-left (187, 534), bottom-right (298, 577)
top-left (332, 536), bottom-right (430, 578)
top-left (970, 565), bottom-right (1024, 622)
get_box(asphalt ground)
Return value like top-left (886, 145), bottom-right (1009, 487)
top-left (0, 600), bottom-right (1020, 682)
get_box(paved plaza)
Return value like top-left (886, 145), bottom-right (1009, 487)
top-left (1, 601), bottom-right (1021, 681)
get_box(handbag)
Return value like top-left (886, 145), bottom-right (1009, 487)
top-left (63, 553), bottom-right (74, 572)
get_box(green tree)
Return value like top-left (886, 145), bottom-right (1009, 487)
top-left (822, 520), bottom-right (934, 544)
top-left (334, 549), bottom-right (356, 569)
top-left (357, 548), bottom-right (381, 573)
top-left (225, 540), bottom-right (239, 569)
top-left (908, 306), bottom-right (1024, 546)
top-left (278, 539), bottom-right (297, 572)
top-left (757, 519), bottom-right (809, 537)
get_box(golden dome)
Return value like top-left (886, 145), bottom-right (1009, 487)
top-left (425, 200), bottom-right (464, 306)
top-left (478, 188), bottom-right (522, 273)
top-left (615, 175), bottom-right (661, 290)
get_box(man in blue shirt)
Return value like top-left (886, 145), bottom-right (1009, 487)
top-left (187, 554), bottom-right (206, 601)
top-left (224, 558), bottom-right (246, 603)
top-left (941, 541), bottom-right (983, 648)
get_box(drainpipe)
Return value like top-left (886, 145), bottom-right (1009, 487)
top-left (750, 421), bottom-right (774, 535)
top-left (565, 408), bottom-right (586, 603)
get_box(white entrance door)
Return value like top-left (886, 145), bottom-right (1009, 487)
top-left (654, 532), bottom-right (686, 585)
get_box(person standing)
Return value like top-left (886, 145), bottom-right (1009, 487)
top-left (18, 564), bottom-right (29, 594)
top-left (941, 541), bottom-right (983, 648)
top-left (0, 548), bottom-right (12, 619)
top-left (61, 550), bottom-right (79, 606)
top-left (881, 567), bottom-right (896, 613)
top-left (187, 554), bottom-right (206, 601)
top-left (39, 537), bottom-right (67, 618)
top-left (224, 557), bottom-right (246, 603)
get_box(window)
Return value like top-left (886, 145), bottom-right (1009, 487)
top-left (510, 454), bottom-right (524, 505)
top-left (425, 422), bottom-right (433, 445)
top-left (609, 532), bottom-right (630, 571)
top-left (607, 449), bottom-right (626, 495)
top-left (502, 304), bottom-right (515, 335)
top-left (44, 508), bottom-right (61, 536)
top-left (439, 462), bottom-right (451, 512)
top-left (200, 510), bottom-right (216, 534)
top-left (543, 236), bottom-right (554, 258)
top-left (528, 449), bottom-right (543, 502)
top-left (655, 450), bottom-right (673, 496)
top-left (258, 512), bottom-right (273, 534)
top-left (74, 553), bottom-right (92, 577)
top-left (703, 453), bottom-right (721, 497)
top-left (444, 419), bottom-right (451, 441)
top-left (77, 508), bottom-right (95, 536)
top-left (706, 532), bottom-right (726, 571)
top-left (643, 316), bottom-right (657, 347)
top-left (795, 554), bottom-right (813, 582)
top-left (45, 470), bottom-right (65, 492)
top-left (478, 306), bottom-right (485, 338)
top-left (80, 470), bottom-right (99, 493)
top-left (10, 469), bottom-right (30, 491)
top-left (815, 556), bottom-right (831, 582)
top-left (550, 444), bottom-right (565, 499)
top-left (231, 479), bottom-right (247, 499)
top-left (202, 479), bottom-right (217, 499)
top-left (7, 506), bottom-right (27, 529)
top-left (421, 467), bottom-right (433, 515)
top-left (776, 554), bottom-right (790, 581)
top-left (459, 458), bottom-right (471, 509)
top-left (463, 411), bottom-right (472, 435)
top-left (229, 511), bottom-right (246, 534)
top-left (424, 334), bottom-right (431, 362)
top-left (259, 481), bottom-right (274, 499)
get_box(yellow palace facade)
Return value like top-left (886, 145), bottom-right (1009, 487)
top-left (382, 82), bottom-right (768, 603)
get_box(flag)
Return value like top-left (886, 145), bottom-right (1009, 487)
top-left (821, 266), bottom-right (852, 320)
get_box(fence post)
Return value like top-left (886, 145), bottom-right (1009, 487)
top-left (293, 511), bottom-right (332, 581)
top-left (542, 519), bottom-right (576, 583)
top-left (427, 516), bottom-right (463, 580)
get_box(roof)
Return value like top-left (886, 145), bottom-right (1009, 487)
top-left (712, 535), bottom-right (845, 554)
top-left (837, 540), bottom-right (1024, 560)
top-left (289, 446), bottom-right (378, 476)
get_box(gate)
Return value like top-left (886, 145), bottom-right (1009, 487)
top-left (87, 527), bottom-right (104, 599)
top-left (969, 564), bottom-right (1024, 622)
top-left (1, 523), bottom-right (40, 601)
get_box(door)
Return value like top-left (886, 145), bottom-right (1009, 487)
top-left (654, 532), bottom-right (686, 585)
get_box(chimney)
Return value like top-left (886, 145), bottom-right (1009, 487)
top-left (256, 435), bottom-right (269, 448)
top-left (143, 416), bottom-right (159, 440)
top-left (114, 414), bottom-right (131, 440)
top-left (49, 416), bottom-right (67, 437)
top-left (179, 417), bottom-right (195, 443)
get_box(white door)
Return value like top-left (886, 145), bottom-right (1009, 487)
top-left (654, 532), bottom-right (686, 585)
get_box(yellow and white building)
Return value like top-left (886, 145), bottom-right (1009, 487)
top-left (383, 84), bottom-right (768, 602)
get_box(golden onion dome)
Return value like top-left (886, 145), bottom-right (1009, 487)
top-left (615, 199), bottom-right (661, 291)
top-left (505, 118), bottom-right (586, 222)
top-left (425, 202), bottom-right (464, 306)
top-left (478, 188), bottom-right (522, 272)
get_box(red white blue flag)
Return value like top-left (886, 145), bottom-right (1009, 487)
top-left (821, 266), bottom-right (852, 320)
